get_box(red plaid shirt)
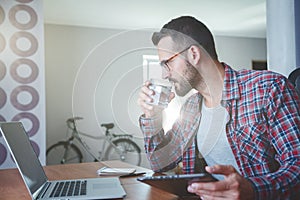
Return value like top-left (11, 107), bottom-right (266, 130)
top-left (140, 64), bottom-right (300, 199)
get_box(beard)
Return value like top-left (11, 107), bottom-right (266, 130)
top-left (170, 61), bottom-right (201, 97)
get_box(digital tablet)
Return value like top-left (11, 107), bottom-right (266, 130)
top-left (137, 173), bottom-right (217, 197)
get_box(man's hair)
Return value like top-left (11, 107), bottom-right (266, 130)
top-left (152, 16), bottom-right (218, 60)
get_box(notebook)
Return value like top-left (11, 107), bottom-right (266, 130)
top-left (0, 122), bottom-right (126, 200)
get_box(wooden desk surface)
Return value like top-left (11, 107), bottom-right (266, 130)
top-left (0, 160), bottom-right (180, 200)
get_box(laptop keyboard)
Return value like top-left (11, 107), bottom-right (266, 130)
top-left (50, 180), bottom-right (87, 197)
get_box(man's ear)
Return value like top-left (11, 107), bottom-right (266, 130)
top-left (187, 45), bottom-right (201, 65)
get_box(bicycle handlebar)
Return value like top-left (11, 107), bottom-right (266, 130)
top-left (67, 117), bottom-right (83, 123)
top-left (66, 117), bottom-right (83, 130)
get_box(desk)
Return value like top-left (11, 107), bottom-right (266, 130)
top-left (0, 160), bottom-right (180, 200)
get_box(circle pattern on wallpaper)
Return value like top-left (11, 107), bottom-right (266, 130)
top-left (10, 85), bottom-right (39, 111)
top-left (30, 140), bottom-right (40, 157)
top-left (0, 115), bottom-right (6, 137)
top-left (0, 143), bottom-right (7, 165)
top-left (10, 58), bottom-right (38, 84)
top-left (0, 33), bottom-right (5, 53)
top-left (0, 1), bottom-right (43, 168)
top-left (0, 115), bottom-right (5, 122)
top-left (0, 6), bottom-right (4, 25)
top-left (8, 4), bottom-right (37, 30)
top-left (9, 140), bottom-right (39, 163)
top-left (0, 87), bottom-right (7, 109)
top-left (12, 112), bottom-right (39, 137)
top-left (0, 60), bottom-right (6, 81)
top-left (9, 31), bottom-right (38, 57)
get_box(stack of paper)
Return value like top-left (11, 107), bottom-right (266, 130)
top-left (97, 167), bottom-right (136, 176)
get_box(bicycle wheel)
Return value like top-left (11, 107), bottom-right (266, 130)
top-left (104, 138), bottom-right (141, 166)
top-left (46, 142), bottom-right (83, 165)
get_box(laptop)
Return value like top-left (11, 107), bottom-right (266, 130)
top-left (0, 122), bottom-right (126, 200)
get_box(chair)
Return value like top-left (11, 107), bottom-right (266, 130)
top-left (288, 68), bottom-right (300, 96)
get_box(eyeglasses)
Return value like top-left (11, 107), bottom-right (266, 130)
top-left (159, 46), bottom-right (190, 72)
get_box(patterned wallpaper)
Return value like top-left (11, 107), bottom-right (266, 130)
top-left (0, 0), bottom-right (45, 168)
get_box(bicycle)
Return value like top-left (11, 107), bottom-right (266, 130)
top-left (46, 117), bottom-right (141, 166)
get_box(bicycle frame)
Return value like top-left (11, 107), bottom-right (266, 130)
top-left (47, 117), bottom-right (141, 166)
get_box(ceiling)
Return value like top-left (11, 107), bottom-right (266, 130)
top-left (43, 0), bottom-right (266, 38)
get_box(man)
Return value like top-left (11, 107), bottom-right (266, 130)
top-left (138, 16), bottom-right (300, 199)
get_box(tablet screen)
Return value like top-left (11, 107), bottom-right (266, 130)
top-left (137, 173), bottom-right (217, 197)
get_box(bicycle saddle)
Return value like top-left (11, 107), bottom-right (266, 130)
top-left (101, 123), bottom-right (114, 130)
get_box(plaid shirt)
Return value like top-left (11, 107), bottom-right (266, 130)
top-left (139, 64), bottom-right (300, 199)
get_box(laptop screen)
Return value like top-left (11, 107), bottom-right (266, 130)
top-left (0, 122), bottom-right (47, 196)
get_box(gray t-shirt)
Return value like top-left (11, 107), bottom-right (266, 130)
top-left (197, 101), bottom-right (240, 180)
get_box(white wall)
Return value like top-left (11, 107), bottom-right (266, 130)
top-left (267, 0), bottom-right (297, 76)
top-left (45, 24), bottom-right (266, 167)
top-left (215, 36), bottom-right (267, 70)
